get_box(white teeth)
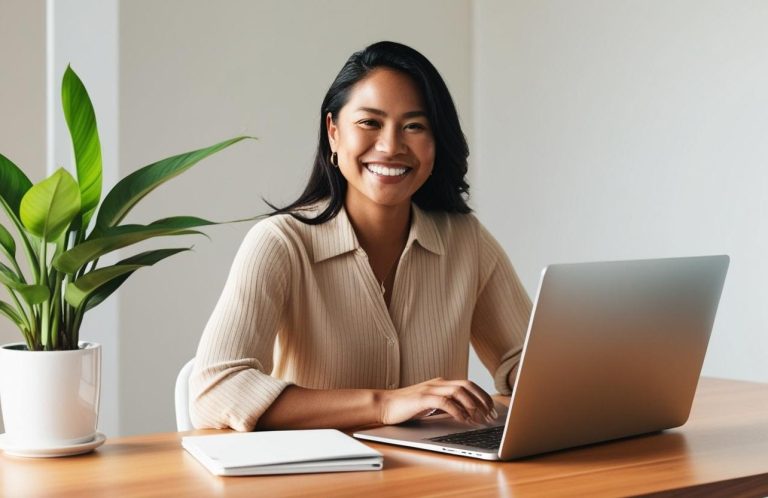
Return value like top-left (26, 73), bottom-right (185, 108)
top-left (366, 164), bottom-right (409, 176)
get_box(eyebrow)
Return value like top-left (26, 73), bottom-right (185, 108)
top-left (355, 107), bottom-right (427, 119)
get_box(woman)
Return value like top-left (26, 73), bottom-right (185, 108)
top-left (190, 41), bottom-right (531, 431)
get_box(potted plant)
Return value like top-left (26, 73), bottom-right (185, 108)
top-left (0, 66), bottom-right (250, 457)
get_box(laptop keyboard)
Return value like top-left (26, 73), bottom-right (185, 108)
top-left (427, 425), bottom-right (504, 450)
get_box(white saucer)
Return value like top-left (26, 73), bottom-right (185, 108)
top-left (0, 432), bottom-right (106, 458)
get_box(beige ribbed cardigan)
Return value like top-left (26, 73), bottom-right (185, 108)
top-left (190, 204), bottom-right (532, 431)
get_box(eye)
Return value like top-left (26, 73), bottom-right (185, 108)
top-left (404, 122), bottom-right (428, 132)
top-left (357, 119), bottom-right (381, 129)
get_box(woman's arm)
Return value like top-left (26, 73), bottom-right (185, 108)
top-left (470, 222), bottom-right (532, 395)
top-left (190, 222), bottom-right (293, 431)
top-left (257, 378), bottom-right (498, 430)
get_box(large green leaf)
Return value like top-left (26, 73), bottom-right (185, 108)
top-left (67, 247), bottom-right (190, 311)
top-left (147, 215), bottom-right (221, 228)
top-left (20, 168), bottom-right (81, 242)
top-left (65, 264), bottom-right (143, 309)
top-left (17, 285), bottom-right (49, 305)
top-left (0, 152), bottom-right (33, 218)
top-left (116, 247), bottom-right (191, 267)
top-left (0, 263), bottom-right (49, 304)
top-left (62, 65), bottom-right (102, 228)
top-left (0, 300), bottom-right (24, 326)
top-left (94, 136), bottom-right (252, 232)
top-left (52, 216), bottom-right (218, 273)
top-left (0, 223), bottom-right (16, 257)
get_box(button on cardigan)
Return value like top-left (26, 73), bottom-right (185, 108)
top-left (190, 203), bottom-right (532, 431)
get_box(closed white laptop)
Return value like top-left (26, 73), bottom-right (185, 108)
top-left (182, 429), bottom-right (382, 476)
top-left (355, 255), bottom-right (730, 461)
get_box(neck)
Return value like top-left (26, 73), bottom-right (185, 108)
top-left (344, 199), bottom-right (411, 255)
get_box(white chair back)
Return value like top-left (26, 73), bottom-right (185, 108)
top-left (174, 358), bottom-right (195, 431)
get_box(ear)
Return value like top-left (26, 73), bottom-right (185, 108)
top-left (326, 112), bottom-right (338, 150)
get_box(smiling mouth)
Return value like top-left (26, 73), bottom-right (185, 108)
top-left (365, 163), bottom-right (411, 177)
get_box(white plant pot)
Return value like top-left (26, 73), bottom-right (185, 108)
top-left (0, 342), bottom-right (101, 449)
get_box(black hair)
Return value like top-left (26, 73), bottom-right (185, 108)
top-left (270, 41), bottom-right (470, 224)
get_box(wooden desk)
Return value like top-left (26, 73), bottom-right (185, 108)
top-left (2, 377), bottom-right (767, 497)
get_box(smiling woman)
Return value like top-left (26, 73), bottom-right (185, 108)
top-left (190, 41), bottom-right (532, 432)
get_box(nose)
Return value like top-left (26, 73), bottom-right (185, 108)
top-left (375, 125), bottom-right (407, 155)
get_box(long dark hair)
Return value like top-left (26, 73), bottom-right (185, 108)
top-left (271, 41), bottom-right (470, 224)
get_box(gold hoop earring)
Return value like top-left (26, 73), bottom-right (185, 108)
top-left (330, 152), bottom-right (338, 167)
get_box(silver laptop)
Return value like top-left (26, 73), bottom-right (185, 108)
top-left (354, 255), bottom-right (730, 460)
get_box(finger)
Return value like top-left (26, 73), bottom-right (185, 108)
top-left (428, 385), bottom-right (490, 423)
top-left (427, 385), bottom-right (483, 422)
top-left (443, 380), bottom-right (496, 415)
top-left (424, 394), bottom-right (472, 424)
top-left (464, 382), bottom-right (496, 418)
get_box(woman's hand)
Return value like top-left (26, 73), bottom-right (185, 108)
top-left (376, 378), bottom-right (498, 426)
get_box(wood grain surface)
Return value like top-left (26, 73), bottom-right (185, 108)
top-left (1, 377), bottom-right (767, 497)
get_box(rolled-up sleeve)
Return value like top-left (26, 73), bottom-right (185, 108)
top-left (470, 223), bottom-right (532, 395)
top-left (190, 221), bottom-right (292, 431)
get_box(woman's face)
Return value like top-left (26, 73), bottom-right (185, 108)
top-left (327, 68), bottom-right (435, 213)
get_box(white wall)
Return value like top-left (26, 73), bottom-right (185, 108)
top-left (474, 1), bottom-right (768, 382)
top-left (0, 0), bottom-right (46, 433)
top-left (116, 0), bottom-right (474, 435)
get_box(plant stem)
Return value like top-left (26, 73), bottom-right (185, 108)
top-left (50, 269), bottom-right (63, 349)
top-left (58, 229), bottom-right (77, 348)
top-left (8, 288), bottom-right (33, 335)
top-left (39, 238), bottom-right (50, 349)
top-left (71, 306), bottom-right (84, 346)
